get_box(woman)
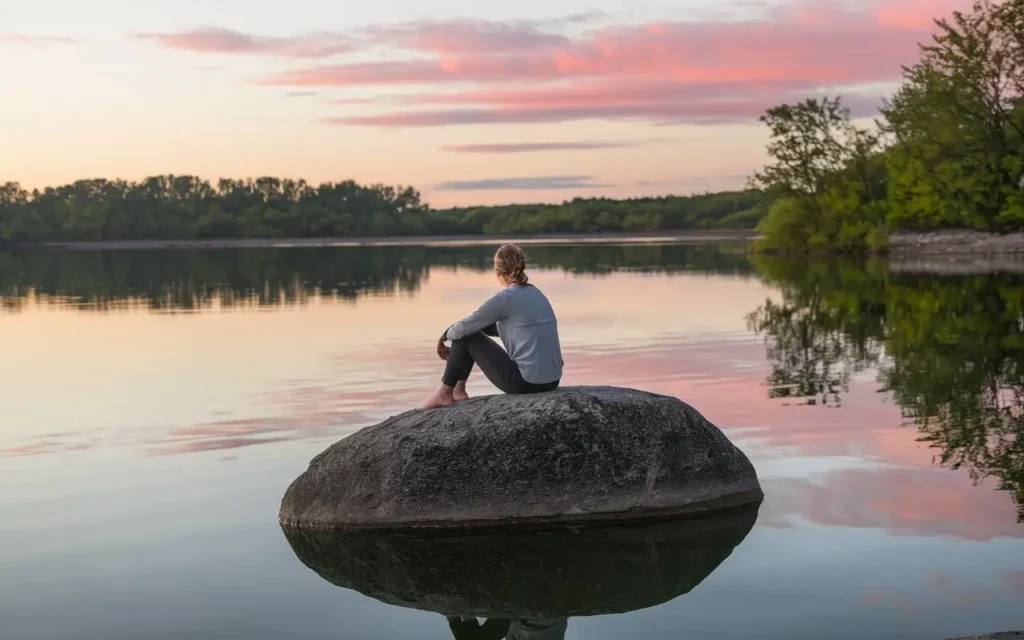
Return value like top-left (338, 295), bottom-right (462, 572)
top-left (424, 244), bottom-right (563, 409)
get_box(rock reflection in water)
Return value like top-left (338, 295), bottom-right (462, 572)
top-left (280, 504), bottom-right (758, 631)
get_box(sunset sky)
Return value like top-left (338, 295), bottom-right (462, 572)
top-left (2, 0), bottom-right (968, 207)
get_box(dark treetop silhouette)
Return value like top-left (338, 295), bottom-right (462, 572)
top-left (0, 177), bottom-right (770, 243)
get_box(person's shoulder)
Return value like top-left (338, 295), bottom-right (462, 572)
top-left (507, 284), bottom-right (543, 297)
top-left (514, 284), bottom-right (554, 306)
top-left (523, 283), bottom-right (549, 298)
top-left (484, 287), bottom-right (515, 305)
top-left (499, 284), bottom-right (551, 302)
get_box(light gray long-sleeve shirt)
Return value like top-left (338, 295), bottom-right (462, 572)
top-left (444, 284), bottom-right (563, 384)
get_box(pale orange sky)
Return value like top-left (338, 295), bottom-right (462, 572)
top-left (0, 0), bottom-right (970, 206)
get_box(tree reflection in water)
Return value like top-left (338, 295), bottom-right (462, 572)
top-left (748, 256), bottom-right (1024, 522)
top-left (0, 243), bottom-right (754, 312)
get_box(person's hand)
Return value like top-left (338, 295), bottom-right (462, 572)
top-left (437, 337), bottom-right (450, 360)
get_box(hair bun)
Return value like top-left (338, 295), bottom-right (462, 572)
top-left (512, 267), bottom-right (529, 286)
top-left (494, 244), bottom-right (529, 285)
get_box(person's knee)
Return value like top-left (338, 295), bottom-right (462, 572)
top-left (464, 332), bottom-right (490, 345)
top-left (449, 337), bottom-right (470, 357)
top-left (462, 333), bottom-right (492, 355)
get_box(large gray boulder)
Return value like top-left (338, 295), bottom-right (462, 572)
top-left (279, 386), bottom-right (762, 530)
top-left (281, 505), bottom-right (759, 619)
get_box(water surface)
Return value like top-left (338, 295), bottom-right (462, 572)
top-left (1, 243), bottom-right (1021, 639)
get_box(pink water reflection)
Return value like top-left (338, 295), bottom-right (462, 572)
top-left (2, 265), bottom-right (1021, 541)
top-left (5, 330), bottom-right (1021, 539)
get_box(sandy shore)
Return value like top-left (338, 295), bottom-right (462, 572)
top-left (14, 230), bottom-right (758, 251)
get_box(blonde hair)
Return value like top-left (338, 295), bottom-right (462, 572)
top-left (494, 244), bottom-right (529, 286)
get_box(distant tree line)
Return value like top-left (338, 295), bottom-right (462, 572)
top-left (751, 0), bottom-right (1024, 252)
top-left (0, 175), bottom-right (771, 243)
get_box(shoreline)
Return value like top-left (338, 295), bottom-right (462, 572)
top-left (888, 256), bottom-right (1024, 275)
top-left (885, 231), bottom-right (1024, 274)
top-left (888, 230), bottom-right (1024, 255)
top-left (7, 230), bottom-right (758, 252)
top-left (11, 229), bottom-right (1024, 262)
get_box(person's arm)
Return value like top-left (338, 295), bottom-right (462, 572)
top-left (443, 292), bottom-right (509, 341)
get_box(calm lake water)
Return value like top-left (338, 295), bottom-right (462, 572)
top-left (1, 242), bottom-right (1022, 639)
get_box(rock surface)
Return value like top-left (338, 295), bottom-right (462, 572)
top-left (948, 634), bottom-right (1024, 640)
top-left (279, 386), bottom-right (763, 530)
top-left (281, 504), bottom-right (759, 619)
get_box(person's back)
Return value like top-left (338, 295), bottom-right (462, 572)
top-left (424, 244), bottom-right (564, 409)
top-left (495, 284), bottom-right (562, 385)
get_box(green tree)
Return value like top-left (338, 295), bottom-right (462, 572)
top-left (0, 175), bottom-right (772, 245)
top-left (752, 97), bottom-right (875, 202)
top-left (882, 0), bottom-right (1024, 230)
top-left (750, 97), bottom-right (884, 252)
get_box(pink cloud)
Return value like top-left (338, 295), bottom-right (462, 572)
top-left (434, 175), bottom-right (613, 191)
top-left (319, 93), bottom-right (883, 127)
top-left (136, 27), bottom-right (352, 58)
top-left (328, 97), bottom-right (376, 105)
top-left (872, 0), bottom-right (968, 29)
top-left (251, 0), bottom-right (971, 127)
top-left (442, 141), bottom-right (641, 153)
top-left (256, 0), bottom-right (962, 90)
top-left (136, 15), bottom-right (588, 60)
top-left (316, 79), bottom-right (883, 127)
top-left (366, 19), bottom-right (572, 56)
top-left (0, 34), bottom-right (74, 45)
top-left (416, 81), bottom-right (818, 108)
top-left (138, 1), bottom-right (974, 127)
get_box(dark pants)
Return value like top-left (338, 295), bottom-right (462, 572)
top-left (442, 326), bottom-right (560, 394)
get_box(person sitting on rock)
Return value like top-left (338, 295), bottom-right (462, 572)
top-left (424, 244), bottom-right (563, 409)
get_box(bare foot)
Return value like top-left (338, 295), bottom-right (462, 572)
top-left (453, 382), bottom-right (470, 402)
top-left (423, 386), bottom-right (457, 409)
